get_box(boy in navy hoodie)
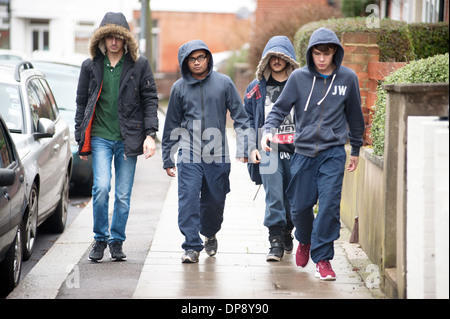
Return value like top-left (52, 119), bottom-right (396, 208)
top-left (261, 28), bottom-right (365, 280)
top-left (244, 36), bottom-right (299, 262)
top-left (162, 40), bottom-right (251, 263)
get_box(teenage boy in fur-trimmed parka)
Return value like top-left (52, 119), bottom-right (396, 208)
top-left (261, 28), bottom-right (365, 281)
top-left (244, 36), bottom-right (300, 262)
top-left (75, 12), bottom-right (158, 262)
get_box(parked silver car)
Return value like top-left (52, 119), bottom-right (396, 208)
top-left (0, 61), bottom-right (72, 259)
top-left (31, 60), bottom-right (93, 196)
top-left (0, 114), bottom-right (27, 297)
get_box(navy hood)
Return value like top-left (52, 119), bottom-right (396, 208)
top-left (178, 40), bottom-right (214, 84)
top-left (306, 27), bottom-right (344, 76)
top-left (256, 35), bottom-right (300, 81)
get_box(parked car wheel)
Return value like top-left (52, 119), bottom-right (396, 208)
top-left (0, 226), bottom-right (23, 296)
top-left (46, 171), bottom-right (69, 233)
top-left (21, 182), bottom-right (38, 260)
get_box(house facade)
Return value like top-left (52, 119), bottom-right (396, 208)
top-left (3, 0), bottom-right (139, 57)
top-left (380, 0), bottom-right (449, 22)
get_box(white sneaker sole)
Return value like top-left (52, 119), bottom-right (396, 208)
top-left (315, 270), bottom-right (336, 281)
top-left (110, 254), bottom-right (127, 261)
top-left (266, 256), bottom-right (282, 262)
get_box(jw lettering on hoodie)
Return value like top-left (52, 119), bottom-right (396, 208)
top-left (262, 27), bottom-right (365, 157)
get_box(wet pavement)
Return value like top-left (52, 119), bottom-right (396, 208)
top-left (7, 130), bottom-right (385, 302)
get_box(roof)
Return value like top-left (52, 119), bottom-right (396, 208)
top-left (0, 61), bottom-right (43, 85)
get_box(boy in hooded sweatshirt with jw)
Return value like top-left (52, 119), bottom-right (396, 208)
top-left (244, 36), bottom-right (299, 262)
top-left (261, 28), bottom-right (365, 280)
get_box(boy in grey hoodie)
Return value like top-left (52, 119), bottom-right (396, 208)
top-left (261, 28), bottom-right (365, 280)
top-left (162, 40), bottom-right (252, 263)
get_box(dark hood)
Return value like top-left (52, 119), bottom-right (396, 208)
top-left (306, 27), bottom-right (344, 76)
top-left (178, 40), bottom-right (213, 84)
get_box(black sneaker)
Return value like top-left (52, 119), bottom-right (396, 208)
top-left (266, 235), bottom-right (284, 262)
top-left (88, 240), bottom-right (107, 262)
top-left (109, 241), bottom-right (127, 261)
top-left (204, 236), bottom-right (218, 256)
top-left (283, 230), bottom-right (294, 254)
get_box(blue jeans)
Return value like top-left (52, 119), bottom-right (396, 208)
top-left (177, 161), bottom-right (231, 251)
top-left (287, 145), bottom-right (346, 263)
top-left (91, 136), bottom-right (137, 244)
top-left (259, 151), bottom-right (293, 235)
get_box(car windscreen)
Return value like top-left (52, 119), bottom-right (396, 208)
top-left (0, 84), bottom-right (23, 133)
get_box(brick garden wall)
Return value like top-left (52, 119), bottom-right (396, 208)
top-left (341, 32), bottom-right (405, 145)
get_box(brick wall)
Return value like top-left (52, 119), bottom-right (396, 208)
top-left (254, 0), bottom-right (330, 25)
top-left (341, 32), bottom-right (405, 145)
top-left (152, 11), bottom-right (251, 73)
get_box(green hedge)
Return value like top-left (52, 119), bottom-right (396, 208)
top-left (370, 53), bottom-right (449, 156)
top-left (408, 22), bottom-right (449, 59)
top-left (294, 17), bottom-right (415, 66)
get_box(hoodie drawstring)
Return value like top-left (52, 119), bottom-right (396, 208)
top-left (304, 73), bottom-right (336, 111)
top-left (304, 76), bottom-right (316, 111)
top-left (317, 74), bottom-right (336, 106)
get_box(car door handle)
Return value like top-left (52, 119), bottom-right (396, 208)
top-left (54, 144), bottom-right (60, 152)
top-left (2, 187), bottom-right (10, 200)
top-left (64, 135), bottom-right (69, 142)
top-left (15, 168), bottom-right (24, 184)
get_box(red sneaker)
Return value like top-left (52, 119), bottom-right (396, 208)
top-left (315, 260), bottom-right (336, 281)
top-left (295, 243), bottom-right (311, 267)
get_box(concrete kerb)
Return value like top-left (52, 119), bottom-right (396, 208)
top-left (7, 200), bottom-right (94, 299)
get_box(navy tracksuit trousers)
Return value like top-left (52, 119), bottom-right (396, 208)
top-left (287, 145), bottom-right (347, 263)
top-left (177, 161), bottom-right (231, 252)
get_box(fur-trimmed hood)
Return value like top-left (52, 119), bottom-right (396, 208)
top-left (256, 36), bottom-right (299, 81)
top-left (89, 12), bottom-right (139, 62)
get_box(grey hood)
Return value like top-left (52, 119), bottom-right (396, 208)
top-left (306, 27), bottom-right (344, 76)
top-left (256, 35), bottom-right (299, 81)
top-left (178, 39), bottom-right (214, 84)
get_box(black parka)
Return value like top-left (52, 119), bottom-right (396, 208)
top-left (74, 12), bottom-right (158, 157)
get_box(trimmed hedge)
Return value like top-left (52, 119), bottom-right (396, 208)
top-left (370, 53), bottom-right (449, 156)
top-left (294, 17), bottom-right (415, 66)
top-left (408, 22), bottom-right (449, 59)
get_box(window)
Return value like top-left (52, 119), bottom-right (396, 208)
top-left (151, 19), bottom-right (159, 72)
top-left (27, 79), bottom-right (56, 131)
top-left (30, 20), bottom-right (50, 51)
top-left (38, 79), bottom-right (59, 118)
top-left (0, 123), bottom-right (13, 169)
top-left (0, 85), bottom-right (23, 132)
top-left (423, 0), bottom-right (445, 22)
